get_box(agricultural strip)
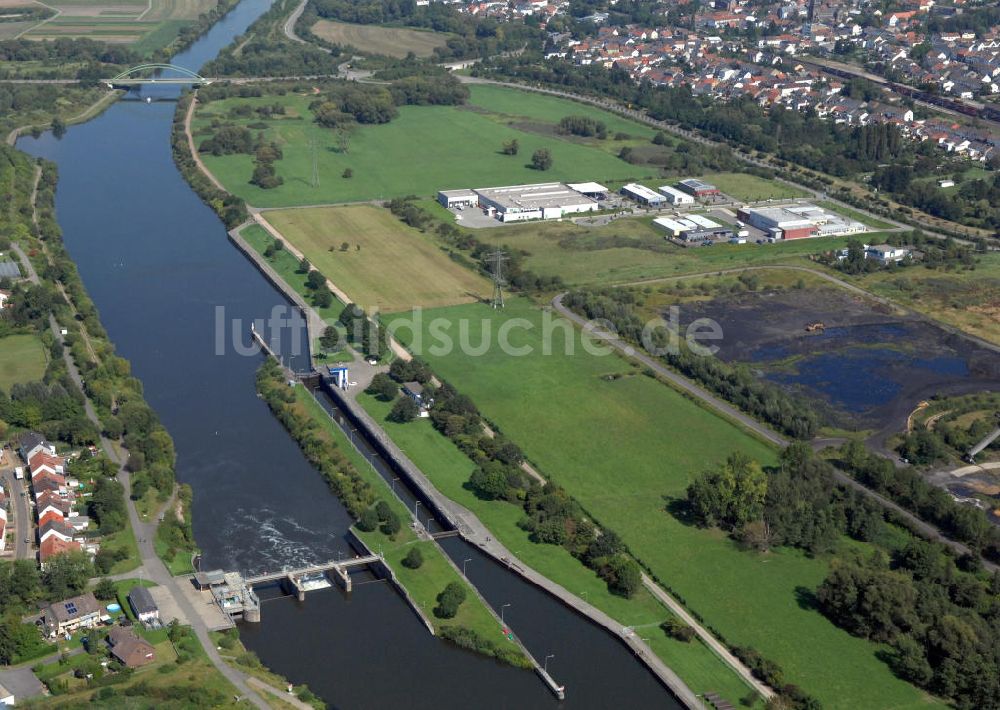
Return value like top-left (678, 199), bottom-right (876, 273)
top-left (309, 20), bottom-right (450, 59)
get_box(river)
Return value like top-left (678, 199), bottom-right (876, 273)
top-left (16, 4), bottom-right (681, 707)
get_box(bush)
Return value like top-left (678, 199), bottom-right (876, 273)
top-left (434, 581), bottom-right (467, 619)
top-left (357, 507), bottom-right (379, 532)
top-left (402, 547), bottom-right (424, 569)
top-left (660, 616), bottom-right (696, 642)
top-left (380, 511), bottom-right (402, 538)
top-left (388, 396), bottom-right (419, 423)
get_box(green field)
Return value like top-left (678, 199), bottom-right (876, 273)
top-left (310, 20), bottom-right (450, 58)
top-left (194, 85), bottom-right (661, 207)
top-left (700, 172), bottom-right (809, 202)
top-left (358, 391), bottom-right (759, 704)
top-left (382, 298), bottom-right (939, 710)
top-left (0, 333), bottom-right (48, 390)
top-left (264, 205), bottom-right (491, 311)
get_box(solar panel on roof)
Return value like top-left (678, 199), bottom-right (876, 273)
top-left (65, 602), bottom-right (77, 614)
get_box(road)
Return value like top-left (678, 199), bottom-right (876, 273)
top-left (551, 292), bottom-right (999, 574)
top-left (1, 466), bottom-right (30, 560)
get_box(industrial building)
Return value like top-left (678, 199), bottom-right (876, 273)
top-left (566, 182), bottom-right (609, 199)
top-left (473, 183), bottom-right (599, 222)
top-left (681, 226), bottom-right (735, 243)
top-left (653, 216), bottom-right (733, 243)
top-left (657, 185), bottom-right (695, 205)
top-left (621, 183), bottom-right (665, 206)
top-left (737, 206), bottom-right (818, 240)
top-left (738, 204), bottom-right (866, 240)
top-left (677, 178), bottom-right (721, 198)
top-left (437, 189), bottom-right (478, 209)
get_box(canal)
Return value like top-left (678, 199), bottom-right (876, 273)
top-left (16, 4), bottom-right (682, 707)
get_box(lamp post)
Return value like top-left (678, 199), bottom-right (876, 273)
top-left (462, 558), bottom-right (472, 576)
top-left (544, 654), bottom-right (555, 673)
top-left (414, 500), bottom-right (421, 522)
top-left (501, 603), bottom-right (511, 626)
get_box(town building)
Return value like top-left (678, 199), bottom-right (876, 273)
top-left (128, 586), bottom-right (160, 627)
top-left (107, 627), bottom-right (155, 668)
top-left (657, 185), bottom-right (695, 205)
top-left (39, 537), bottom-right (82, 567)
top-left (867, 244), bottom-right (911, 264)
top-left (43, 593), bottom-right (105, 637)
top-left (677, 179), bottom-right (722, 198)
top-left (474, 183), bottom-right (599, 222)
top-left (620, 183), bottom-right (665, 206)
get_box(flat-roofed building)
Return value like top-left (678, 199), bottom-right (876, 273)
top-left (437, 189), bottom-right (478, 208)
top-left (677, 178), bottom-right (721, 197)
top-left (566, 181), bottom-right (609, 198)
top-left (474, 182), bottom-right (598, 222)
top-left (657, 185), bottom-right (695, 205)
top-left (621, 183), bottom-right (665, 206)
top-left (653, 217), bottom-right (691, 237)
top-left (686, 214), bottom-right (722, 229)
top-left (737, 206), bottom-right (818, 240)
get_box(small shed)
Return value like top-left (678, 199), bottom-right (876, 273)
top-left (402, 381), bottom-right (424, 404)
top-left (193, 570), bottom-right (226, 590)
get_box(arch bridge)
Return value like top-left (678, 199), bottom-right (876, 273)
top-left (104, 64), bottom-right (212, 89)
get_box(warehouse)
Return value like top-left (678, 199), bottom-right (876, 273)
top-left (657, 185), bottom-right (695, 205)
top-left (621, 183), bottom-right (665, 206)
top-left (737, 206), bottom-right (817, 240)
top-left (653, 217), bottom-right (691, 237)
top-left (678, 226), bottom-right (735, 243)
top-left (782, 205), bottom-right (866, 236)
top-left (677, 178), bottom-right (721, 197)
top-left (437, 189), bottom-right (478, 208)
top-left (685, 214), bottom-right (722, 229)
top-left (566, 182), bottom-right (610, 199)
top-left (474, 182), bottom-right (599, 222)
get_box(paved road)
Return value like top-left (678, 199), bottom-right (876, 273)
top-left (1, 467), bottom-right (30, 560)
top-left (551, 293), bottom-right (999, 574)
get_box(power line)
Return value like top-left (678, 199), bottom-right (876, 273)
top-left (487, 249), bottom-right (507, 309)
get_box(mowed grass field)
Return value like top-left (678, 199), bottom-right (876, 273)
top-left (384, 298), bottom-right (939, 710)
top-left (310, 20), bottom-right (450, 58)
top-left (194, 84), bottom-right (661, 207)
top-left (263, 205), bottom-right (491, 311)
top-left (700, 172), bottom-right (809, 202)
top-left (0, 333), bottom-right (48, 390)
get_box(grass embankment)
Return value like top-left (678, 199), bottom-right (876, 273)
top-left (256, 362), bottom-right (530, 668)
top-left (263, 205), bottom-right (491, 311)
top-left (240, 223), bottom-right (352, 365)
top-left (309, 20), bottom-right (450, 58)
top-left (193, 84), bottom-right (661, 207)
top-left (0, 333), bottom-right (48, 390)
top-left (378, 298), bottom-right (939, 710)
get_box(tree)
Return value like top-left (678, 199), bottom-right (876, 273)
top-left (686, 452), bottom-right (767, 530)
top-left (51, 116), bottom-right (66, 139)
top-left (313, 288), bottom-right (333, 309)
top-left (42, 550), bottom-right (92, 599)
top-left (501, 138), bottom-right (519, 155)
top-left (434, 581), bottom-right (467, 619)
top-left (297, 257), bottom-right (310, 274)
top-left (339, 242), bottom-right (350, 252)
top-left (357, 507), bottom-right (379, 532)
top-left (531, 148), bottom-right (553, 171)
top-left (342, 168), bottom-right (353, 178)
top-left (661, 616), bottom-right (696, 642)
top-left (305, 269), bottom-right (325, 290)
top-left (367, 373), bottom-right (398, 401)
top-left (319, 326), bottom-right (342, 351)
top-left (94, 578), bottom-right (116, 600)
top-left (402, 547), bottom-right (424, 569)
top-left (380, 511), bottom-right (402, 537)
top-left (605, 555), bottom-right (641, 598)
top-left (388, 396), bottom-right (419, 423)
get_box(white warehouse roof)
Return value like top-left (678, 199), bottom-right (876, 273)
top-left (686, 214), bottom-right (721, 228)
top-left (566, 182), bottom-right (609, 194)
top-left (622, 183), bottom-right (663, 201)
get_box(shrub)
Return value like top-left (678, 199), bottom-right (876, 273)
top-left (434, 581), bottom-right (467, 619)
top-left (402, 547), bottom-right (424, 569)
top-left (660, 616), bottom-right (696, 642)
top-left (357, 507), bottom-right (379, 532)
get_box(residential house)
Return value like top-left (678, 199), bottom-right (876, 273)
top-left (39, 537), bottom-right (82, 566)
top-left (107, 627), bottom-right (155, 668)
top-left (128, 586), bottom-right (160, 627)
top-left (43, 592), bottom-right (104, 637)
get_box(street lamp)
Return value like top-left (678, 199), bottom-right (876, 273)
top-left (544, 654), bottom-right (555, 673)
top-left (500, 603), bottom-right (511, 626)
top-left (414, 500), bottom-right (421, 522)
top-left (462, 558), bottom-right (472, 576)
